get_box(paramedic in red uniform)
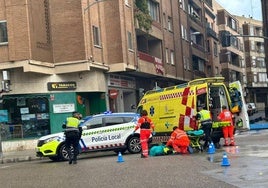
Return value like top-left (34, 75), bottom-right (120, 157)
top-left (217, 105), bottom-right (235, 146)
top-left (133, 110), bottom-right (155, 158)
top-left (166, 126), bottom-right (190, 154)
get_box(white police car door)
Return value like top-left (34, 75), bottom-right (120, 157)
top-left (80, 116), bottom-right (129, 151)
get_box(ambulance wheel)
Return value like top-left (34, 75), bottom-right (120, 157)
top-left (58, 143), bottom-right (72, 161)
top-left (127, 136), bottom-right (141, 154)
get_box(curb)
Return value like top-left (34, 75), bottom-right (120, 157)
top-left (0, 156), bottom-right (43, 164)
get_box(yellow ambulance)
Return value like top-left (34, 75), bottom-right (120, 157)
top-left (137, 77), bottom-right (249, 143)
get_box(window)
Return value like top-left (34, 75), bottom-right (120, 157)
top-left (93, 26), bottom-right (101, 46)
top-left (253, 74), bottom-right (257, 82)
top-left (215, 67), bottom-right (219, 75)
top-left (229, 17), bottom-right (237, 31)
top-left (251, 56), bottom-right (256, 67)
top-left (257, 57), bottom-right (265, 68)
top-left (183, 56), bottom-right (190, 70)
top-left (148, 0), bottom-right (160, 22)
top-left (179, 0), bottom-right (186, 11)
top-left (213, 42), bottom-right (218, 56)
top-left (167, 17), bottom-right (173, 31)
top-left (181, 25), bottom-right (185, 39)
top-left (207, 40), bottom-right (210, 53)
top-left (170, 50), bottom-right (174, 65)
top-left (165, 48), bottom-right (169, 63)
top-left (0, 21), bottom-right (8, 44)
top-left (199, 59), bottom-right (205, 72)
top-left (259, 73), bottom-right (268, 82)
top-left (181, 25), bottom-right (188, 40)
top-left (250, 41), bottom-right (255, 50)
top-left (250, 25), bottom-right (254, 36)
top-left (163, 13), bottom-right (166, 29)
top-left (127, 31), bottom-right (133, 50)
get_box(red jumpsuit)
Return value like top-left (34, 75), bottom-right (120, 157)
top-left (217, 109), bottom-right (235, 146)
top-left (166, 128), bottom-right (190, 154)
top-left (134, 116), bottom-right (154, 158)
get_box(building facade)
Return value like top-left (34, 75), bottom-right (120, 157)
top-left (1, 0), bottom-right (265, 140)
top-left (235, 16), bottom-right (268, 109)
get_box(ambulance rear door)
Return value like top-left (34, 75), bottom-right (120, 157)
top-left (229, 81), bottom-right (250, 130)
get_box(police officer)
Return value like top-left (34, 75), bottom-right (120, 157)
top-left (196, 106), bottom-right (212, 149)
top-left (62, 111), bottom-right (82, 164)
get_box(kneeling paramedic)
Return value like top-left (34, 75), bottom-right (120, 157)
top-left (166, 126), bottom-right (190, 154)
top-left (62, 111), bottom-right (82, 164)
top-left (133, 110), bottom-right (155, 158)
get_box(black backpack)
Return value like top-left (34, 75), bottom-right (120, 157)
top-left (140, 118), bottom-right (150, 129)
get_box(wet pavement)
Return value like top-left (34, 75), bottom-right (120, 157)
top-left (203, 129), bottom-right (268, 188)
top-left (1, 129), bottom-right (268, 187)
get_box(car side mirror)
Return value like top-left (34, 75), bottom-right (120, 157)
top-left (82, 126), bottom-right (87, 130)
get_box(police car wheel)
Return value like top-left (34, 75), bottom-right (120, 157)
top-left (127, 136), bottom-right (141, 154)
top-left (49, 156), bottom-right (61, 162)
top-left (59, 144), bottom-right (72, 161)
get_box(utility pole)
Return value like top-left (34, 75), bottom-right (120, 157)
top-left (261, 0), bottom-right (268, 77)
top-left (261, 0), bottom-right (268, 118)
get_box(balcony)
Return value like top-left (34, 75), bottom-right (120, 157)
top-left (206, 27), bottom-right (218, 40)
top-left (137, 51), bottom-right (165, 75)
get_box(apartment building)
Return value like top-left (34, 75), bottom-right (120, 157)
top-left (1, 0), bottom-right (242, 140)
top-left (214, 4), bottom-right (245, 87)
top-left (235, 16), bottom-right (268, 108)
top-left (0, 0), bottom-right (140, 138)
top-left (204, 0), bottom-right (221, 77)
top-left (0, 0), bottom-right (198, 139)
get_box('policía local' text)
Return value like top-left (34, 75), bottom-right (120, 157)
top-left (92, 134), bottom-right (121, 142)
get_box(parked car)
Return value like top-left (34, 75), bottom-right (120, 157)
top-left (247, 103), bottom-right (257, 116)
top-left (36, 112), bottom-right (146, 161)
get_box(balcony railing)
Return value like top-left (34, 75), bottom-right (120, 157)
top-left (206, 27), bottom-right (218, 40)
top-left (138, 51), bottom-right (155, 64)
top-left (138, 51), bottom-right (165, 75)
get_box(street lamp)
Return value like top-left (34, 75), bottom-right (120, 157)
top-left (84, 0), bottom-right (112, 13)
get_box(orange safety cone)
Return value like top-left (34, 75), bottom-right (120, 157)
top-left (117, 152), bottom-right (124, 163)
top-left (221, 152), bottom-right (230, 166)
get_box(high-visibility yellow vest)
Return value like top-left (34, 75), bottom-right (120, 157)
top-left (66, 117), bottom-right (80, 128)
top-left (198, 110), bottom-right (211, 122)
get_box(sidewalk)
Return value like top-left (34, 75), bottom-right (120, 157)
top-left (0, 149), bottom-right (42, 164)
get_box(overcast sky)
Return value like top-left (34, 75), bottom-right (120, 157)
top-left (215, 0), bottom-right (262, 21)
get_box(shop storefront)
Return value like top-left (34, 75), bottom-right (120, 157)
top-left (108, 74), bottom-right (137, 112)
top-left (1, 95), bottom-right (50, 140)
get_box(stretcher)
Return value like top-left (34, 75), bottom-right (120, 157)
top-left (186, 130), bottom-right (204, 152)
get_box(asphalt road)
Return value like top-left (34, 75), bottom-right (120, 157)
top-left (1, 129), bottom-right (268, 188)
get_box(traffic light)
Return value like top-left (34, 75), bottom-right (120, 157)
top-left (220, 31), bottom-right (231, 47)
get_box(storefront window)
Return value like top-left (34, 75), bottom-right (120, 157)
top-left (1, 96), bottom-right (50, 140)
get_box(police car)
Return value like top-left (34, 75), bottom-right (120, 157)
top-left (36, 112), bottom-right (144, 161)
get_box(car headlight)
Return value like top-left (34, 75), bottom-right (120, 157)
top-left (44, 136), bottom-right (60, 144)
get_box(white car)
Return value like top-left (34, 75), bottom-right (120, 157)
top-left (36, 112), bottom-right (146, 161)
top-left (247, 103), bottom-right (257, 116)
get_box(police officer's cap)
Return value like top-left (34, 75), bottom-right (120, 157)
top-left (72, 111), bottom-right (79, 116)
